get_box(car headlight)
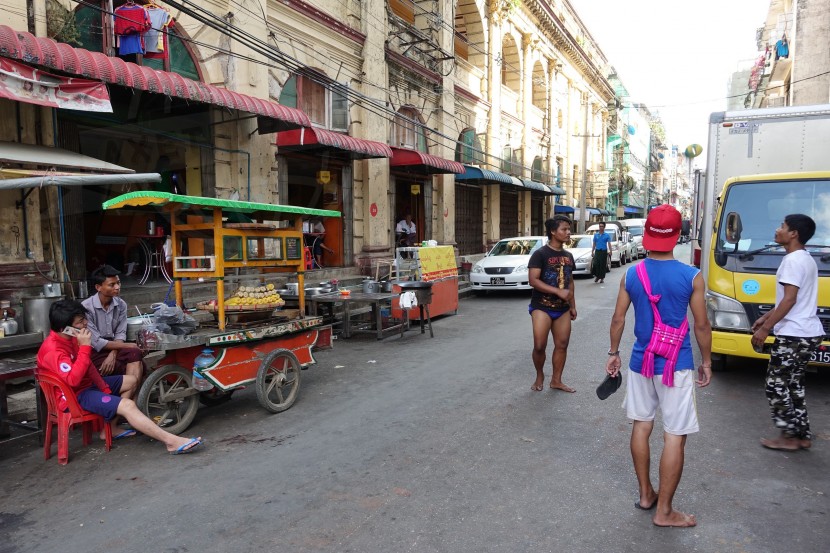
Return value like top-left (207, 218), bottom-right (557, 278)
top-left (472, 264), bottom-right (484, 273)
top-left (576, 254), bottom-right (589, 262)
top-left (705, 291), bottom-right (750, 331)
top-left (514, 264), bottom-right (528, 273)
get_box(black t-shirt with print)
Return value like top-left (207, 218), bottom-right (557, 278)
top-left (528, 244), bottom-right (574, 311)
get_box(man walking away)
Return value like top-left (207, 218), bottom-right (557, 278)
top-left (605, 204), bottom-right (712, 528)
top-left (751, 214), bottom-right (824, 451)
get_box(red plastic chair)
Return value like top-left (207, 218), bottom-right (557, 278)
top-left (303, 246), bottom-right (314, 270)
top-left (35, 370), bottom-right (112, 465)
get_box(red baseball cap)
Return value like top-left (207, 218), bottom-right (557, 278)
top-left (643, 205), bottom-right (681, 251)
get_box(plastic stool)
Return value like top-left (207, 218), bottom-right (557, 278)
top-left (303, 247), bottom-right (314, 270)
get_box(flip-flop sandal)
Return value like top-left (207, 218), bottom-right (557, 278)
top-left (170, 438), bottom-right (203, 455)
top-left (114, 429), bottom-right (137, 440)
top-left (634, 500), bottom-right (657, 510)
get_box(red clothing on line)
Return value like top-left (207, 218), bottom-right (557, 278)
top-left (114, 4), bottom-right (150, 35)
top-left (37, 331), bottom-right (112, 412)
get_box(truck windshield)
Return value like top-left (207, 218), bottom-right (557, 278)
top-left (717, 179), bottom-right (830, 254)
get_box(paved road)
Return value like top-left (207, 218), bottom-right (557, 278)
top-left (2, 248), bottom-right (829, 552)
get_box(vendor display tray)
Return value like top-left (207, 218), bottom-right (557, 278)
top-left (196, 301), bottom-right (287, 325)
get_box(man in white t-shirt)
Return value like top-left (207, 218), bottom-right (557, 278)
top-left (751, 214), bottom-right (824, 451)
top-left (396, 214), bottom-right (416, 246)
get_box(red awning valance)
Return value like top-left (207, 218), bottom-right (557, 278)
top-left (277, 127), bottom-right (392, 159)
top-left (0, 25), bottom-right (310, 131)
top-left (389, 147), bottom-right (465, 175)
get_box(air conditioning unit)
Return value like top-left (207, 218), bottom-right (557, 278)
top-left (767, 96), bottom-right (787, 108)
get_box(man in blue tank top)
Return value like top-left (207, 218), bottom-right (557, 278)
top-left (605, 205), bottom-right (712, 528)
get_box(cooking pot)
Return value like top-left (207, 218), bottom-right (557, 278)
top-left (22, 295), bottom-right (65, 337)
top-left (42, 283), bottom-right (61, 297)
top-left (126, 316), bottom-right (147, 342)
top-left (1, 310), bottom-right (18, 336)
top-left (362, 280), bottom-right (380, 294)
top-left (380, 280), bottom-right (395, 293)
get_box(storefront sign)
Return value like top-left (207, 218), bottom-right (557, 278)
top-left (0, 58), bottom-right (112, 112)
top-left (370, 203), bottom-right (378, 217)
top-left (410, 184), bottom-right (421, 195)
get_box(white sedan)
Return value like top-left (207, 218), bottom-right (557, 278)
top-left (565, 235), bottom-right (594, 275)
top-left (470, 236), bottom-right (545, 292)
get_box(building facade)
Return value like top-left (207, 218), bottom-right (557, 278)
top-left (0, 0), bottom-right (614, 302)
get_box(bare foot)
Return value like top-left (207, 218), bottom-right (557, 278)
top-left (800, 439), bottom-right (812, 449)
top-left (653, 510), bottom-right (697, 528)
top-left (530, 383), bottom-right (543, 391)
top-left (760, 436), bottom-right (801, 451)
top-left (550, 382), bottom-right (576, 393)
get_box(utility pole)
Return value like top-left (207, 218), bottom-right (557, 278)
top-left (578, 94), bottom-right (589, 233)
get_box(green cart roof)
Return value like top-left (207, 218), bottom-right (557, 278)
top-left (103, 191), bottom-right (341, 218)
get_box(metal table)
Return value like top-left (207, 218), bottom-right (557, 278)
top-left (308, 291), bottom-right (405, 339)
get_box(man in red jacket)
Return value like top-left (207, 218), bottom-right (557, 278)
top-left (37, 300), bottom-right (203, 455)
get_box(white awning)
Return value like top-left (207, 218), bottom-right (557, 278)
top-left (0, 141), bottom-right (134, 174)
top-left (0, 173), bottom-right (161, 190)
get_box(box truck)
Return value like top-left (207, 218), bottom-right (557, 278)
top-left (699, 104), bottom-right (830, 370)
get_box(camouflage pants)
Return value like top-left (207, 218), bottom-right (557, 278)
top-left (765, 335), bottom-right (822, 440)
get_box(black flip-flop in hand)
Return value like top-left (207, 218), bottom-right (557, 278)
top-left (596, 373), bottom-right (622, 400)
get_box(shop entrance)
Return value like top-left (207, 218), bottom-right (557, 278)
top-left (284, 157), bottom-right (344, 267)
top-left (455, 183), bottom-right (483, 254)
top-left (499, 187), bottom-right (519, 239)
top-left (394, 176), bottom-right (429, 245)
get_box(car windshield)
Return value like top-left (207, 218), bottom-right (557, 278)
top-left (627, 227), bottom-right (643, 236)
top-left (567, 236), bottom-right (593, 249)
top-left (717, 179), bottom-right (830, 253)
top-left (489, 239), bottom-right (541, 256)
top-left (588, 228), bottom-right (618, 241)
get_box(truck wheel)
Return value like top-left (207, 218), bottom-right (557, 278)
top-left (256, 349), bottom-right (302, 413)
top-left (711, 354), bottom-right (728, 372)
top-left (136, 364), bottom-right (200, 435)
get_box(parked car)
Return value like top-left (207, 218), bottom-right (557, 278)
top-left (586, 222), bottom-right (633, 266)
top-left (470, 236), bottom-right (544, 292)
top-left (618, 218), bottom-right (647, 258)
top-left (565, 235), bottom-right (594, 275)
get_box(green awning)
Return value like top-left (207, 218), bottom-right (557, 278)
top-left (103, 191), bottom-right (341, 218)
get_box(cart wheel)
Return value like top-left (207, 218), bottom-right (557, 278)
top-left (256, 349), bottom-right (302, 413)
top-left (136, 364), bottom-right (200, 435)
top-left (199, 389), bottom-right (235, 406)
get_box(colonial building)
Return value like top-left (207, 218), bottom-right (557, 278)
top-left (0, 0), bottom-right (614, 300)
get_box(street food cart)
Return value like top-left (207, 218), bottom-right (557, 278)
top-left (102, 192), bottom-right (340, 434)
top-left (392, 245), bottom-right (458, 320)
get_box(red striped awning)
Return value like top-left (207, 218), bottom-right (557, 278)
top-left (0, 25), bottom-right (310, 131)
top-left (276, 127), bottom-right (392, 159)
top-left (389, 147), bottom-right (465, 175)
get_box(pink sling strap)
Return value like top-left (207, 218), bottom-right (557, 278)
top-left (635, 262), bottom-right (689, 387)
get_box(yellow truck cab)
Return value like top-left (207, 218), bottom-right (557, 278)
top-left (706, 172), bottom-right (830, 370)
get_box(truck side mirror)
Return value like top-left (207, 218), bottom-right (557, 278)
top-left (724, 212), bottom-right (743, 244)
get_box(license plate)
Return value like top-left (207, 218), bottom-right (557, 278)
top-left (810, 349), bottom-right (830, 365)
top-left (490, 277), bottom-right (505, 285)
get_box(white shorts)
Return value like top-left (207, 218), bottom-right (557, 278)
top-left (623, 369), bottom-right (699, 435)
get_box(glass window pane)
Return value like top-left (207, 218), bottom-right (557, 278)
top-left (331, 85), bottom-right (349, 131)
top-left (72, 6), bottom-right (103, 52)
top-left (223, 236), bottom-right (243, 261)
top-left (280, 75), bottom-right (298, 108)
top-left (169, 34), bottom-right (200, 81)
top-left (246, 237), bottom-right (282, 260)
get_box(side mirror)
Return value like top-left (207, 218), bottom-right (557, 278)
top-left (724, 212), bottom-right (743, 244)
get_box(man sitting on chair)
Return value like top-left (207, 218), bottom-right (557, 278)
top-left (37, 299), bottom-right (203, 454)
top-left (82, 267), bottom-right (144, 389)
